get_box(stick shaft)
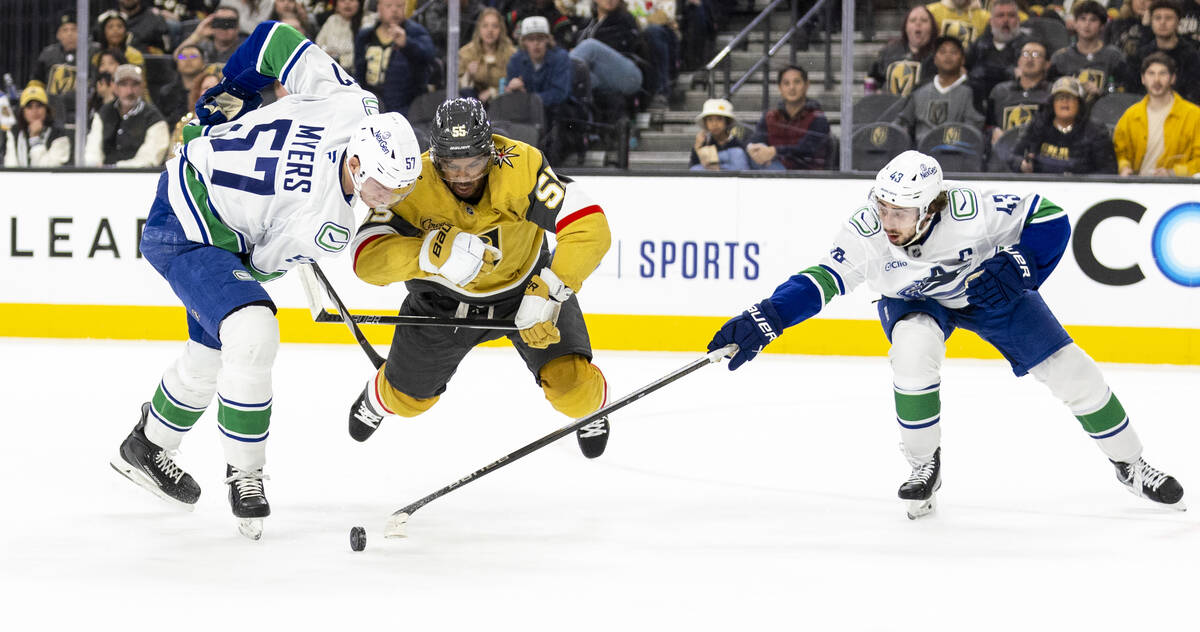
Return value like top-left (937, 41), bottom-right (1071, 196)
top-left (313, 310), bottom-right (517, 330)
top-left (308, 263), bottom-right (386, 369)
top-left (389, 346), bottom-right (733, 521)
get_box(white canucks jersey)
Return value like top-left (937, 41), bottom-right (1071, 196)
top-left (809, 185), bottom-right (1065, 309)
top-left (163, 22), bottom-right (380, 280)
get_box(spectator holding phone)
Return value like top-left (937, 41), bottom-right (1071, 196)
top-left (178, 5), bottom-right (248, 64)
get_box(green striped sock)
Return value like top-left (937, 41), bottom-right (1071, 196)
top-left (150, 384), bottom-right (205, 432)
top-left (895, 384), bottom-right (941, 429)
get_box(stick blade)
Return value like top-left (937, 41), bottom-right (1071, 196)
top-left (384, 512), bottom-right (410, 538)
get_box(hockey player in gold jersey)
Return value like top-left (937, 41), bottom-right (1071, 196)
top-left (346, 97), bottom-right (614, 457)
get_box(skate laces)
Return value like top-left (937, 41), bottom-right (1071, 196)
top-left (906, 459), bottom-right (936, 485)
top-left (354, 398), bottom-right (384, 429)
top-left (225, 467), bottom-right (269, 499)
top-left (1135, 459), bottom-right (1170, 491)
top-left (578, 418), bottom-right (608, 438)
top-left (153, 449), bottom-right (186, 484)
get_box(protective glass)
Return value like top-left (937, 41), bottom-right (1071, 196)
top-left (873, 196), bottom-right (920, 230)
top-left (434, 154), bottom-right (491, 183)
top-left (359, 177), bottom-right (416, 208)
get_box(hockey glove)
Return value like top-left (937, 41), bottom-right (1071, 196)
top-left (195, 77), bottom-right (263, 125)
top-left (515, 268), bottom-right (573, 349)
top-left (965, 244), bottom-right (1038, 310)
top-left (707, 300), bottom-right (783, 371)
top-left (418, 226), bottom-right (502, 287)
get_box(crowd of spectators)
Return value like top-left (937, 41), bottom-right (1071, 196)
top-left (1, 0), bottom-right (1198, 177)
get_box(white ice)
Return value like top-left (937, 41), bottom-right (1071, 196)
top-left (2, 338), bottom-right (1197, 630)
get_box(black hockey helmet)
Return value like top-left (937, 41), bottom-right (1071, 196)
top-left (429, 97), bottom-right (496, 166)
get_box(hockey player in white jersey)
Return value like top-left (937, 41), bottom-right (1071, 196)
top-left (708, 150), bottom-right (1184, 518)
top-left (109, 21), bottom-right (422, 539)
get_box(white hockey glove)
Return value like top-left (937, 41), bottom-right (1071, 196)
top-left (515, 268), bottom-right (573, 349)
top-left (418, 226), bottom-right (501, 287)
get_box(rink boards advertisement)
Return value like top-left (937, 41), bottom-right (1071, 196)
top-left (0, 171), bottom-right (1196, 364)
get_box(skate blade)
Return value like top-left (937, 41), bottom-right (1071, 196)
top-left (237, 518), bottom-right (264, 540)
top-left (1122, 486), bottom-right (1188, 511)
top-left (384, 512), bottom-right (410, 538)
top-left (109, 456), bottom-right (196, 512)
top-left (906, 496), bottom-right (937, 520)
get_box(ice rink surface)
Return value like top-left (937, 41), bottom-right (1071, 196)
top-left (2, 337), bottom-right (1197, 630)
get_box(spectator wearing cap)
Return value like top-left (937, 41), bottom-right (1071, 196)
top-left (118, 0), bottom-right (170, 53)
top-left (353, 0), bottom-right (434, 115)
top-left (747, 65), bottom-right (831, 170)
top-left (3, 85), bottom-right (72, 167)
top-left (1114, 51), bottom-right (1200, 175)
top-left (505, 16), bottom-right (572, 109)
top-left (869, 4), bottom-right (938, 96)
top-left (1132, 0), bottom-right (1200, 103)
top-left (91, 10), bottom-right (147, 73)
top-left (925, 0), bottom-right (991, 47)
top-left (502, 0), bottom-right (577, 49)
top-left (1051, 1), bottom-right (1135, 98)
top-left (155, 45), bottom-right (208, 127)
top-left (31, 12), bottom-right (82, 125)
top-left (689, 98), bottom-right (749, 171)
top-left (459, 8), bottom-right (516, 102)
top-left (85, 64), bottom-right (169, 167)
top-left (965, 0), bottom-right (1028, 113)
top-left (178, 5), bottom-right (248, 64)
top-left (1009, 76), bottom-right (1117, 173)
top-left (571, 0), bottom-right (647, 99)
top-left (894, 36), bottom-right (984, 145)
top-left (986, 40), bottom-right (1051, 144)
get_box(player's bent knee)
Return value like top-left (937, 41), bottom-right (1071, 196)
top-left (377, 372), bottom-right (440, 417)
top-left (1030, 343), bottom-right (1107, 410)
top-left (888, 314), bottom-right (945, 388)
top-left (539, 354), bottom-right (606, 418)
top-left (218, 305), bottom-right (280, 370)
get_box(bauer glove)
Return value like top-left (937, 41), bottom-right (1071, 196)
top-left (964, 244), bottom-right (1037, 310)
top-left (707, 300), bottom-right (783, 371)
top-left (418, 226), bottom-right (501, 287)
top-left (515, 268), bottom-right (573, 349)
top-left (195, 76), bottom-right (263, 125)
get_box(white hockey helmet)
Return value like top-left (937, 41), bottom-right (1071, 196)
top-left (347, 112), bottom-right (422, 207)
top-left (872, 150), bottom-right (944, 213)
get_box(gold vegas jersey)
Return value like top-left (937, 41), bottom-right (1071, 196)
top-left (350, 134), bottom-right (611, 303)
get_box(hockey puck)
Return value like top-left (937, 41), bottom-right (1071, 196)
top-left (350, 526), bottom-right (366, 552)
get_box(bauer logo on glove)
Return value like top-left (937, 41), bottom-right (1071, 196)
top-left (418, 225), bottom-right (502, 287)
top-left (515, 268), bottom-right (573, 349)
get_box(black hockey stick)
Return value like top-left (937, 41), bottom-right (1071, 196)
top-left (297, 264), bottom-right (517, 331)
top-left (382, 344), bottom-right (738, 538)
top-left (306, 262), bottom-right (386, 369)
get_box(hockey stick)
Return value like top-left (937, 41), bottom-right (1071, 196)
top-left (296, 264), bottom-right (518, 330)
top-left (383, 344), bottom-right (738, 538)
top-left (305, 262), bottom-right (386, 369)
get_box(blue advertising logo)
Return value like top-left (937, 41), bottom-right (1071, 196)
top-left (1151, 202), bottom-right (1200, 287)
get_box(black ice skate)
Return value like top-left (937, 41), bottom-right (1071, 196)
top-left (109, 402), bottom-right (201, 509)
top-left (226, 465), bottom-right (270, 540)
top-left (1111, 457), bottom-right (1185, 510)
top-left (349, 386), bottom-right (386, 442)
top-left (576, 416), bottom-right (610, 459)
top-left (899, 447), bottom-right (941, 520)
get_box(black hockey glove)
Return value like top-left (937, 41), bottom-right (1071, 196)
top-left (707, 300), bottom-right (783, 371)
top-left (195, 76), bottom-right (263, 125)
top-left (965, 244), bottom-right (1038, 309)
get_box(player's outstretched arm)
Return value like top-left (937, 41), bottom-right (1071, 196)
top-left (966, 196), bottom-right (1068, 309)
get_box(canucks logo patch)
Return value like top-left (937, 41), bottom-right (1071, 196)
top-left (315, 222), bottom-right (350, 252)
top-left (233, 270), bottom-right (253, 281)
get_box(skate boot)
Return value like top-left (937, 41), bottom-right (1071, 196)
top-left (110, 402), bottom-right (201, 509)
top-left (226, 465), bottom-right (270, 540)
top-left (1111, 457), bottom-right (1185, 510)
top-left (898, 447), bottom-right (941, 520)
top-left (576, 416), bottom-right (610, 459)
top-left (349, 386), bottom-right (386, 442)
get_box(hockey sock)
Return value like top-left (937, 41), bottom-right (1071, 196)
top-left (895, 383), bottom-right (942, 462)
top-left (146, 340), bottom-right (221, 451)
top-left (889, 314), bottom-right (945, 462)
top-left (216, 306), bottom-right (278, 471)
top-left (1076, 390), bottom-right (1142, 463)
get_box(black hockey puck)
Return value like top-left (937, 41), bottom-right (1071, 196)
top-left (350, 526), bottom-right (366, 552)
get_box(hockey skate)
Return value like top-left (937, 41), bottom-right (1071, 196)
top-left (576, 416), bottom-right (610, 459)
top-left (226, 465), bottom-right (270, 540)
top-left (348, 386), bottom-right (386, 442)
top-left (1111, 457), bottom-right (1186, 510)
top-left (899, 447), bottom-right (941, 520)
top-left (110, 402), bottom-right (201, 509)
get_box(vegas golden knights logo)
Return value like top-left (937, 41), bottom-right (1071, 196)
top-left (871, 124), bottom-right (889, 147)
top-left (942, 125), bottom-right (961, 144)
top-left (48, 64), bottom-right (76, 96)
top-left (886, 60), bottom-right (920, 96)
top-left (1039, 142), bottom-right (1070, 161)
top-left (928, 100), bottom-right (948, 126)
top-left (1078, 69), bottom-right (1105, 94)
top-left (941, 21), bottom-right (975, 46)
top-left (1002, 104), bottom-right (1040, 130)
